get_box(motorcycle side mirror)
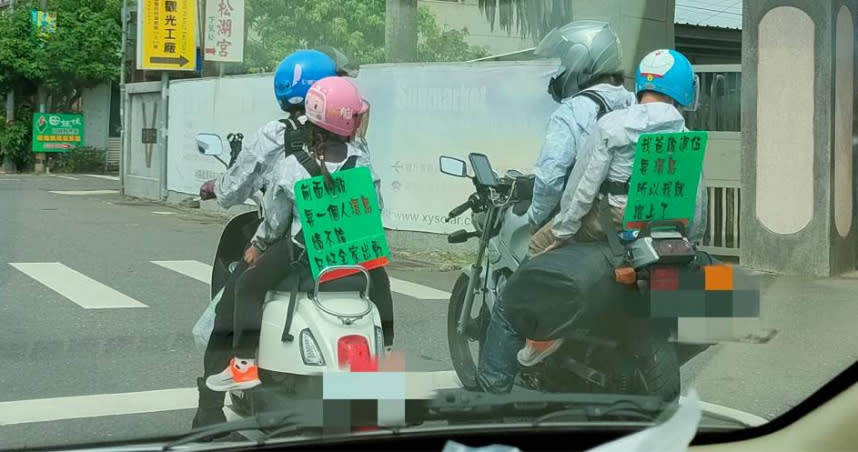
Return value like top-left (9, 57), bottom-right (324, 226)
top-left (196, 133), bottom-right (224, 156)
top-left (439, 156), bottom-right (468, 177)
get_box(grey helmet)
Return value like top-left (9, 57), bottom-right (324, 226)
top-left (314, 46), bottom-right (360, 78)
top-left (535, 20), bottom-right (624, 103)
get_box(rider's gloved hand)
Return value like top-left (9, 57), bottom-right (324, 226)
top-left (199, 179), bottom-right (216, 200)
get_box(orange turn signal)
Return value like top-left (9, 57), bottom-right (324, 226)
top-left (614, 266), bottom-right (637, 285)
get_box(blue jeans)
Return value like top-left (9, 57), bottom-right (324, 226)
top-left (476, 293), bottom-right (524, 394)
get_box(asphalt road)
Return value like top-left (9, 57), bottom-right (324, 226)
top-left (2, 174), bottom-right (858, 450)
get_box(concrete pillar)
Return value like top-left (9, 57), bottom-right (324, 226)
top-left (741, 0), bottom-right (857, 276)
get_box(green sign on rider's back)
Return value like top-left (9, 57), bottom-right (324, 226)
top-left (294, 167), bottom-right (390, 282)
top-left (623, 131), bottom-right (708, 231)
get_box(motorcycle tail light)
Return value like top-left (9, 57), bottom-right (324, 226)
top-left (338, 335), bottom-right (377, 372)
top-left (651, 266), bottom-right (679, 291)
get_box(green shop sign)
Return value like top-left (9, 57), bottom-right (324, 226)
top-left (32, 113), bottom-right (85, 153)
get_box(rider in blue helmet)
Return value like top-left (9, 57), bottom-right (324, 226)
top-left (192, 49), bottom-right (337, 431)
top-left (476, 49), bottom-right (709, 394)
top-left (193, 48), bottom-right (394, 431)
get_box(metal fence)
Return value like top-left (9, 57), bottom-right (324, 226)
top-left (690, 65), bottom-right (742, 258)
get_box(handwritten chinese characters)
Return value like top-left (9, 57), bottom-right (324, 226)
top-left (622, 132), bottom-right (708, 230)
top-left (294, 167), bottom-right (390, 280)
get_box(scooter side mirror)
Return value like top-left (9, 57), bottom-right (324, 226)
top-left (196, 133), bottom-right (225, 156)
top-left (439, 156), bottom-right (468, 177)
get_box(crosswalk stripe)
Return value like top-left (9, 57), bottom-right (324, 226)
top-left (9, 263), bottom-right (148, 309)
top-left (0, 371), bottom-right (461, 426)
top-left (389, 277), bottom-right (451, 300)
top-left (153, 261), bottom-right (453, 300)
top-left (151, 260), bottom-right (211, 284)
top-left (52, 175), bottom-right (79, 180)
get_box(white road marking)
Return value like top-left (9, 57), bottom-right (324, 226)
top-left (683, 396), bottom-right (768, 427)
top-left (0, 370), bottom-right (767, 428)
top-left (52, 175), bottom-right (79, 181)
top-left (155, 261), bottom-right (453, 301)
top-left (151, 260), bottom-right (211, 284)
top-left (389, 277), bottom-right (451, 300)
top-left (84, 174), bottom-right (120, 181)
top-left (0, 178), bottom-right (21, 181)
top-left (49, 190), bottom-right (119, 196)
top-left (0, 388), bottom-right (229, 426)
top-left (151, 211), bottom-right (176, 215)
top-left (9, 263), bottom-right (148, 309)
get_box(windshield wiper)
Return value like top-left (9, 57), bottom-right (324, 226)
top-left (416, 389), bottom-right (673, 424)
top-left (161, 409), bottom-right (307, 450)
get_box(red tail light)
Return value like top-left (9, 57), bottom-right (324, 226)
top-left (337, 335), bottom-right (377, 372)
top-left (650, 266), bottom-right (679, 291)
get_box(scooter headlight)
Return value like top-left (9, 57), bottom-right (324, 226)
top-left (300, 329), bottom-right (325, 366)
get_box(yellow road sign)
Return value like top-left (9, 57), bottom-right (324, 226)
top-left (138, 0), bottom-right (197, 71)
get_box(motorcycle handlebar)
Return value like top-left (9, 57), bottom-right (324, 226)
top-left (445, 199), bottom-right (472, 222)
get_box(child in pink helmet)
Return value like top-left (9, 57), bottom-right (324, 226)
top-left (206, 76), bottom-right (383, 392)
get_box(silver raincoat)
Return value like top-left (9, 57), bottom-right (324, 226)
top-left (552, 102), bottom-right (708, 245)
top-left (250, 142), bottom-right (383, 252)
top-left (213, 117), bottom-right (303, 209)
top-left (527, 83), bottom-right (636, 227)
top-left (213, 115), bottom-right (371, 210)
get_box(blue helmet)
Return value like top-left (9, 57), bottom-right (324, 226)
top-left (635, 49), bottom-right (696, 108)
top-left (273, 49), bottom-right (338, 111)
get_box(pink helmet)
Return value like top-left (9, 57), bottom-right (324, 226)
top-left (304, 76), bottom-right (369, 138)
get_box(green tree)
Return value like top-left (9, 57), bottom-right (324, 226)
top-left (242, 0), bottom-right (487, 73)
top-left (0, 0), bottom-right (121, 110)
top-left (0, 0), bottom-right (120, 168)
top-left (477, 0), bottom-right (572, 43)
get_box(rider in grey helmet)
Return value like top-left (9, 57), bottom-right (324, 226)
top-left (476, 21), bottom-right (636, 394)
top-left (526, 21), bottom-right (636, 252)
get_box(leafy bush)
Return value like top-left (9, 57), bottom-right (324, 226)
top-left (0, 120), bottom-right (33, 169)
top-left (48, 147), bottom-right (105, 173)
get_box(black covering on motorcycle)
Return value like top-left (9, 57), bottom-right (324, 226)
top-left (501, 242), bottom-right (627, 341)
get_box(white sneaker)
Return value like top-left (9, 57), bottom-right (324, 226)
top-left (517, 339), bottom-right (564, 367)
top-left (205, 358), bottom-right (262, 392)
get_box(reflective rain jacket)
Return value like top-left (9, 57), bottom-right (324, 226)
top-left (250, 142), bottom-right (383, 252)
top-left (527, 83), bottom-right (636, 227)
top-left (213, 117), bottom-right (304, 209)
top-left (552, 102), bottom-right (708, 245)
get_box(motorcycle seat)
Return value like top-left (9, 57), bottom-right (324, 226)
top-left (273, 271), bottom-right (369, 294)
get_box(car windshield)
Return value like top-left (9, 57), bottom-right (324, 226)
top-left (1, 0), bottom-right (854, 450)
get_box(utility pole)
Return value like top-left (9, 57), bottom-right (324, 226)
top-left (119, 0), bottom-right (129, 194)
top-left (2, 0), bottom-right (17, 173)
top-left (384, 0), bottom-right (418, 63)
top-left (34, 0), bottom-right (48, 174)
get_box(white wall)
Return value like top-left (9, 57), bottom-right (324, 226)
top-left (166, 61), bottom-right (559, 233)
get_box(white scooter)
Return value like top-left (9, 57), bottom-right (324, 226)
top-left (195, 133), bottom-right (385, 427)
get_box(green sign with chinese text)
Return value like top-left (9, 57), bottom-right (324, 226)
top-left (623, 131), bottom-right (708, 230)
top-left (294, 167), bottom-right (390, 281)
top-left (32, 113), bottom-right (85, 153)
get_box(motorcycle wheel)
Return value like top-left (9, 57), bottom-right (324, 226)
top-left (586, 327), bottom-right (681, 402)
top-left (447, 274), bottom-right (488, 391)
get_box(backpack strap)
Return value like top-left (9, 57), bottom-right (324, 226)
top-left (279, 118), bottom-right (321, 177)
top-left (574, 89), bottom-right (610, 120)
top-left (341, 155), bottom-right (359, 171)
